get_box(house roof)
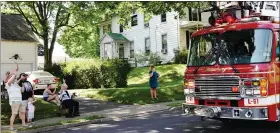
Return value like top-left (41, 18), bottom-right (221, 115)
top-left (1, 14), bottom-right (38, 42)
top-left (107, 32), bottom-right (129, 41)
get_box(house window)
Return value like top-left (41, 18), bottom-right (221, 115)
top-left (161, 13), bottom-right (166, 22)
top-left (145, 38), bottom-right (151, 55)
top-left (131, 15), bottom-right (138, 26)
top-left (130, 41), bottom-right (134, 58)
top-left (162, 34), bottom-right (167, 54)
top-left (120, 25), bottom-right (123, 33)
top-left (189, 8), bottom-right (201, 21)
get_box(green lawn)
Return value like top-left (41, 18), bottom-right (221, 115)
top-left (1, 99), bottom-right (59, 125)
top-left (80, 64), bottom-right (186, 105)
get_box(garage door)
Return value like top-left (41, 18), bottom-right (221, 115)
top-left (1, 63), bottom-right (33, 81)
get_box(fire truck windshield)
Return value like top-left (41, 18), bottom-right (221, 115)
top-left (188, 29), bottom-right (273, 67)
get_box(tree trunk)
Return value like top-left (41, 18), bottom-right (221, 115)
top-left (43, 37), bottom-right (51, 69)
top-left (48, 28), bottom-right (58, 70)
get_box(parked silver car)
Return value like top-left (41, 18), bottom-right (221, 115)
top-left (25, 71), bottom-right (59, 90)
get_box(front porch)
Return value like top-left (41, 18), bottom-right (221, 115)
top-left (100, 32), bottom-right (130, 60)
top-left (179, 21), bottom-right (209, 50)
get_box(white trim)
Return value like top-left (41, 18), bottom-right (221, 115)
top-left (244, 94), bottom-right (280, 106)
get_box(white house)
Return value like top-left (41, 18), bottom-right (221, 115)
top-left (1, 14), bottom-right (38, 81)
top-left (99, 8), bottom-right (211, 66)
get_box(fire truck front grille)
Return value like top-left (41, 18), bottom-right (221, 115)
top-left (195, 77), bottom-right (240, 99)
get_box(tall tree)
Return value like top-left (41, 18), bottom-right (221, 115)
top-left (58, 2), bottom-right (102, 58)
top-left (3, 2), bottom-right (75, 69)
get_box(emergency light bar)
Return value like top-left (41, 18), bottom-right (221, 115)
top-left (240, 17), bottom-right (260, 22)
top-left (207, 2), bottom-right (280, 26)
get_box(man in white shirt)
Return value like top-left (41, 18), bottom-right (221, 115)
top-left (6, 64), bottom-right (28, 131)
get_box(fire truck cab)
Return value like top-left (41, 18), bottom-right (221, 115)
top-left (182, 2), bottom-right (280, 122)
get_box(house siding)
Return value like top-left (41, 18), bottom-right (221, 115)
top-left (103, 11), bottom-right (180, 63)
top-left (1, 41), bottom-right (37, 80)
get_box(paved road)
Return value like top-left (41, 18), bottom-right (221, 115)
top-left (35, 95), bottom-right (124, 114)
top-left (47, 110), bottom-right (280, 133)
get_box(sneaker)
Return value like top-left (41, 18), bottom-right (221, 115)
top-left (22, 124), bottom-right (29, 128)
top-left (29, 124), bottom-right (33, 128)
top-left (9, 128), bottom-right (17, 131)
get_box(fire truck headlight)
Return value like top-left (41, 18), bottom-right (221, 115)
top-left (253, 89), bottom-right (261, 95)
top-left (245, 89), bottom-right (253, 95)
top-left (184, 89), bottom-right (194, 94)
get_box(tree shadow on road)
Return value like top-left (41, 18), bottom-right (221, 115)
top-left (45, 110), bottom-right (280, 133)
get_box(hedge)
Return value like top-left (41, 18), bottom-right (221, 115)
top-left (45, 59), bottom-right (131, 89)
top-left (174, 49), bottom-right (188, 64)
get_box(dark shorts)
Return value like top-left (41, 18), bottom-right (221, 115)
top-left (43, 97), bottom-right (48, 101)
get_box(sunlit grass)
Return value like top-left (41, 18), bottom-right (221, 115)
top-left (1, 99), bottom-right (59, 125)
top-left (80, 64), bottom-right (186, 105)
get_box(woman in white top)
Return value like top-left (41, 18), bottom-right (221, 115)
top-left (59, 77), bottom-right (80, 116)
top-left (6, 63), bottom-right (28, 131)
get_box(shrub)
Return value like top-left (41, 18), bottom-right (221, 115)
top-left (100, 61), bottom-right (115, 88)
top-left (63, 59), bottom-right (101, 89)
top-left (149, 52), bottom-right (162, 65)
top-left (101, 59), bottom-right (132, 88)
top-left (45, 63), bottom-right (64, 78)
top-left (46, 59), bottom-right (132, 89)
top-left (174, 49), bottom-right (188, 64)
top-left (135, 52), bottom-right (162, 66)
top-left (135, 53), bottom-right (148, 66)
top-left (113, 59), bottom-right (132, 87)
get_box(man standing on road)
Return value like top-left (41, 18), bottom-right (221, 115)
top-left (18, 73), bottom-right (34, 121)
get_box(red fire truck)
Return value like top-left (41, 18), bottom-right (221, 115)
top-left (182, 2), bottom-right (280, 122)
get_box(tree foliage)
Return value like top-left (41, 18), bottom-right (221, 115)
top-left (3, 2), bottom-right (210, 60)
top-left (3, 1), bottom-right (75, 69)
top-left (58, 2), bottom-right (102, 58)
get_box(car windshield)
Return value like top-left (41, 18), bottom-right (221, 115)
top-left (187, 29), bottom-right (273, 66)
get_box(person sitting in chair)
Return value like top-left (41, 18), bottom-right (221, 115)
top-left (59, 77), bottom-right (79, 117)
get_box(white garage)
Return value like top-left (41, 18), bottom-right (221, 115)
top-left (1, 14), bottom-right (38, 81)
